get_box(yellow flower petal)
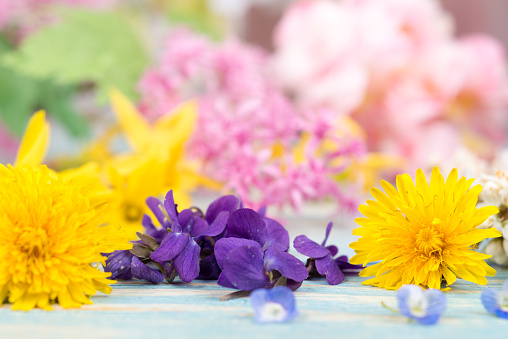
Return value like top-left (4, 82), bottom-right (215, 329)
top-left (14, 110), bottom-right (50, 167)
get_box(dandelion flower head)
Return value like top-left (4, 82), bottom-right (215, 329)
top-left (350, 167), bottom-right (501, 290)
top-left (0, 165), bottom-right (131, 310)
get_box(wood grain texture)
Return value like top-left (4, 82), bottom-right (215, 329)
top-left (1, 220), bottom-right (507, 338)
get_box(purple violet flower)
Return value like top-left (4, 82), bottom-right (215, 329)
top-left (105, 250), bottom-right (134, 280)
top-left (105, 191), bottom-right (240, 283)
top-left (482, 279), bottom-right (508, 319)
top-left (397, 285), bottom-right (446, 325)
top-left (293, 222), bottom-right (362, 285)
top-left (215, 208), bottom-right (308, 291)
top-left (149, 191), bottom-right (236, 282)
top-left (251, 286), bottom-right (299, 323)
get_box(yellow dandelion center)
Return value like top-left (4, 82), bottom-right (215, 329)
top-left (0, 165), bottom-right (130, 310)
top-left (415, 222), bottom-right (444, 257)
top-left (350, 167), bottom-right (502, 290)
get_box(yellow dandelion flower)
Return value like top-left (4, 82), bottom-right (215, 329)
top-left (350, 167), bottom-right (502, 290)
top-left (0, 165), bottom-right (131, 311)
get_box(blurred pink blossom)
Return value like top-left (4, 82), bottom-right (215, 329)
top-left (272, 0), bottom-right (508, 169)
top-left (0, 123), bottom-right (18, 159)
top-left (138, 28), bottom-right (366, 212)
top-left (0, 0), bottom-right (116, 40)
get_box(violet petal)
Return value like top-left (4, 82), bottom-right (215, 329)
top-left (164, 190), bottom-right (181, 232)
top-left (264, 217), bottom-right (290, 251)
top-left (150, 232), bottom-right (189, 262)
top-left (226, 208), bottom-right (267, 244)
top-left (264, 246), bottom-right (308, 282)
top-left (217, 271), bottom-right (235, 289)
top-left (104, 250), bottom-right (134, 280)
top-left (215, 238), bottom-right (260, 269)
top-left (198, 254), bottom-right (221, 280)
top-left (316, 255), bottom-right (344, 285)
top-left (205, 195), bottom-right (240, 224)
top-left (141, 215), bottom-right (167, 242)
top-left (174, 239), bottom-right (201, 282)
top-left (131, 256), bottom-right (164, 283)
top-left (201, 211), bottom-right (229, 237)
top-left (321, 222), bottom-right (334, 246)
top-left (146, 197), bottom-right (170, 228)
top-left (223, 244), bottom-right (269, 291)
top-left (178, 209), bottom-right (208, 237)
top-left (326, 245), bottom-right (339, 257)
top-left (336, 255), bottom-right (363, 271)
top-left (293, 235), bottom-right (329, 258)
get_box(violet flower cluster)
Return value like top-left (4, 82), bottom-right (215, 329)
top-left (137, 29), bottom-right (366, 212)
top-left (104, 190), bottom-right (360, 295)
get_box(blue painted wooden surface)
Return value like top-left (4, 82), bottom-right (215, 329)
top-left (1, 216), bottom-right (508, 338)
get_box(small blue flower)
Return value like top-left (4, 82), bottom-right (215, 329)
top-left (397, 285), bottom-right (446, 325)
top-left (250, 286), bottom-right (299, 323)
top-left (481, 279), bottom-right (508, 319)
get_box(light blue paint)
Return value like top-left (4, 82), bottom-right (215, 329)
top-left (1, 270), bottom-right (507, 339)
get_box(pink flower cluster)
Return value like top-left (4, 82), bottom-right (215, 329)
top-left (272, 0), bottom-right (508, 170)
top-left (138, 29), bottom-right (365, 212)
top-left (0, 0), bottom-right (116, 40)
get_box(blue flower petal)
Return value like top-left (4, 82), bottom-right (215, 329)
top-left (397, 285), bottom-right (424, 319)
top-left (415, 314), bottom-right (441, 325)
top-left (163, 190), bottom-right (181, 232)
top-left (422, 289), bottom-right (446, 319)
top-left (250, 288), bottom-right (269, 311)
top-left (131, 256), bottom-right (164, 283)
top-left (264, 217), bottom-right (290, 251)
top-left (223, 244), bottom-right (269, 291)
top-left (205, 195), bottom-right (240, 224)
top-left (481, 289), bottom-right (499, 314)
top-left (264, 246), bottom-right (308, 282)
top-left (174, 239), bottom-right (201, 282)
top-left (315, 255), bottom-right (344, 285)
top-left (397, 285), bottom-right (445, 325)
top-left (150, 232), bottom-right (189, 262)
top-left (266, 286), bottom-right (297, 313)
top-left (215, 238), bottom-right (260, 269)
top-left (495, 309), bottom-right (508, 319)
top-left (226, 208), bottom-right (267, 245)
top-left (251, 287), bottom-right (298, 323)
top-left (293, 235), bottom-right (329, 258)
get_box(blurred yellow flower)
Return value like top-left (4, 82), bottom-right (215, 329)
top-left (106, 89), bottom-right (220, 236)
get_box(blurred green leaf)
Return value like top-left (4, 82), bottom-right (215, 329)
top-left (0, 35), bottom-right (89, 137)
top-left (0, 37), bottom-right (39, 136)
top-left (3, 10), bottom-right (149, 101)
top-left (38, 82), bottom-right (89, 138)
